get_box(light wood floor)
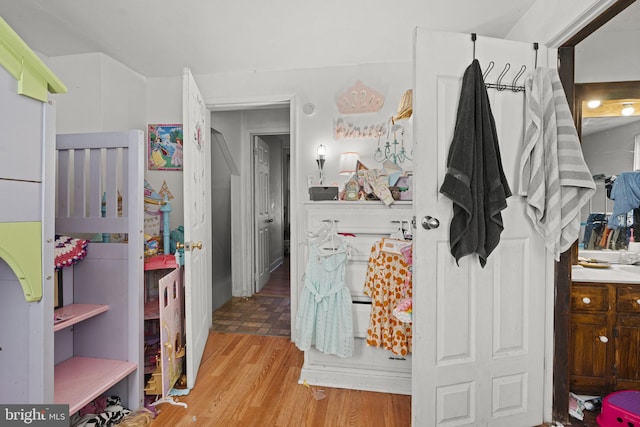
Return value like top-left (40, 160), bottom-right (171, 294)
top-left (150, 332), bottom-right (412, 426)
top-left (151, 257), bottom-right (411, 426)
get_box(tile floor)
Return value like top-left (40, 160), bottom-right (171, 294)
top-left (211, 256), bottom-right (290, 337)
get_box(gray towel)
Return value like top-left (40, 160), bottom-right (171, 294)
top-left (439, 59), bottom-right (511, 267)
top-left (519, 67), bottom-right (595, 260)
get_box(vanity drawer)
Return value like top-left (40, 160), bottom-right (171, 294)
top-left (571, 284), bottom-right (609, 312)
top-left (617, 287), bottom-right (640, 313)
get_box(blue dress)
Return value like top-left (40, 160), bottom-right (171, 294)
top-left (293, 237), bottom-right (353, 358)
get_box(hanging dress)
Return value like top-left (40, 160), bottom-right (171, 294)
top-left (364, 239), bottom-right (413, 357)
top-left (293, 236), bottom-right (354, 358)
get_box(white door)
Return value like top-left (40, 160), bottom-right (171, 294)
top-left (182, 67), bottom-right (212, 389)
top-left (412, 29), bottom-right (550, 426)
top-left (254, 136), bottom-right (271, 292)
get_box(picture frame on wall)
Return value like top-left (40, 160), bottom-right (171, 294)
top-left (148, 124), bottom-right (184, 170)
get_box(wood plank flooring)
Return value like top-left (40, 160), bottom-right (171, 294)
top-left (151, 257), bottom-right (410, 426)
top-left (150, 332), bottom-right (412, 426)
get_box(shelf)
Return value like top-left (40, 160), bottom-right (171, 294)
top-left (144, 254), bottom-right (177, 271)
top-left (54, 304), bottom-right (109, 332)
top-left (54, 356), bottom-right (137, 415)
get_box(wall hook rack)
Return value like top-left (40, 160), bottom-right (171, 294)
top-left (471, 33), bottom-right (539, 93)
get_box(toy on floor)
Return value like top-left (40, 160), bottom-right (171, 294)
top-left (597, 390), bottom-right (640, 427)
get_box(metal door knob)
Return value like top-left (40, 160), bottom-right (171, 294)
top-left (267, 218), bottom-right (274, 223)
top-left (176, 241), bottom-right (203, 251)
top-left (421, 216), bottom-right (440, 230)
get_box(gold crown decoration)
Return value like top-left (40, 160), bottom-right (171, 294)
top-left (336, 80), bottom-right (385, 114)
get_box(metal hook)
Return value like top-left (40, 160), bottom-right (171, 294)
top-left (496, 63), bottom-right (511, 91)
top-left (482, 61), bottom-right (495, 81)
top-left (511, 65), bottom-right (527, 92)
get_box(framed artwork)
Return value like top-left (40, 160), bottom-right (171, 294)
top-left (148, 124), bottom-right (184, 170)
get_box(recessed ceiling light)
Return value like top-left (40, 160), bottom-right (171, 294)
top-left (622, 103), bottom-right (635, 116)
top-left (587, 100), bottom-right (601, 108)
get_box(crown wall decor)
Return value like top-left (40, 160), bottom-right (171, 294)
top-left (336, 80), bottom-right (385, 114)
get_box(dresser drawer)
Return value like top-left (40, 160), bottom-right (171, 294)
top-left (571, 284), bottom-right (609, 312)
top-left (306, 337), bottom-right (411, 373)
top-left (352, 302), bottom-right (371, 338)
top-left (617, 287), bottom-right (640, 313)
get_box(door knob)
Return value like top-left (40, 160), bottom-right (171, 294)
top-left (176, 241), bottom-right (203, 251)
top-left (598, 335), bottom-right (609, 343)
top-left (421, 216), bottom-right (440, 230)
top-left (267, 218), bottom-right (274, 223)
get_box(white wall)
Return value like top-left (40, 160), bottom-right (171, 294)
top-left (50, 53), bottom-right (147, 134)
top-left (195, 63), bottom-right (414, 197)
top-left (145, 77), bottom-right (184, 230)
top-left (210, 129), bottom-right (234, 312)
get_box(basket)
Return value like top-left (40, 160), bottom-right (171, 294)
top-left (597, 390), bottom-right (640, 427)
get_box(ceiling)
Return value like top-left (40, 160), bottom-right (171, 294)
top-left (1, 0), bottom-right (637, 135)
top-left (0, 0), bottom-right (540, 78)
top-left (577, 1), bottom-right (640, 136)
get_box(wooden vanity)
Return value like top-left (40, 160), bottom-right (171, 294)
top-left (571, 262), bottom-right (640, 394)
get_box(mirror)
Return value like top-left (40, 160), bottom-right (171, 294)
top-left (577, 82), bottom-right (640, 250)
top-left (573, 0), bottom-right (640, 252)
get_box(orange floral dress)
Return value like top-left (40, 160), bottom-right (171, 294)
top-left (363, 240), bottom-right (413, 356)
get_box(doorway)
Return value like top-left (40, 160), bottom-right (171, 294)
top-left (252, 133), bottom-right (290, 295)
top-left (209, 102), bottom-right (295, 337)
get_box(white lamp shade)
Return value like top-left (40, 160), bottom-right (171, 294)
top-left (338, 152), bottom-right (360, 175)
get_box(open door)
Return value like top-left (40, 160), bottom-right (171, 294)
top-left (182, 67), bottom-right (212, 389)
top-left (412, 29), bottom-right (551, 426)
top-left (254, 135), bottom-right (271, 293)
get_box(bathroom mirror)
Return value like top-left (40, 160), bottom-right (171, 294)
top-left (576, 82), bottom-right (640, 249)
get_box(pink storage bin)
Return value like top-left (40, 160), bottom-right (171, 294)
top-left (597, 390), bottom-right (640, 427)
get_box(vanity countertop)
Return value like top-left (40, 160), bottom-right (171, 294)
top-left (572, 264), bottom-right (640, 284)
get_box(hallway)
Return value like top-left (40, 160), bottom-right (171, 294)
top-left (211, 256), bottom-right (290, 337)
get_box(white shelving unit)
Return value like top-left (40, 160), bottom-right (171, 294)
top-left (52, 131), bottom-right (145, 414)
top-left (299, 201), bottom-right (414, 394)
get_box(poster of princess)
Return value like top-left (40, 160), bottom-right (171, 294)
top-left (148, 124), bottom-right (183, 170)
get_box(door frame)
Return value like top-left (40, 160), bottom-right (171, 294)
top-left (546, 0), bottom-right (636, 421)
top-left (208, 95), bottom-right (298, 308)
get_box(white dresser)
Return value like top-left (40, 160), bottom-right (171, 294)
top-left (298, 201), bottom-right (413, 394)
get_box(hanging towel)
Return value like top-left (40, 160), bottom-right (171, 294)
top-left (608, 172), bottom-right (640, 228)
top-left (518, 67), bottom-right (595, 260)
top-left (439, 59), bottom-right (511, 268)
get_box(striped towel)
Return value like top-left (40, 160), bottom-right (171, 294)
top-left (518, 67), bottom-right (595, 260)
